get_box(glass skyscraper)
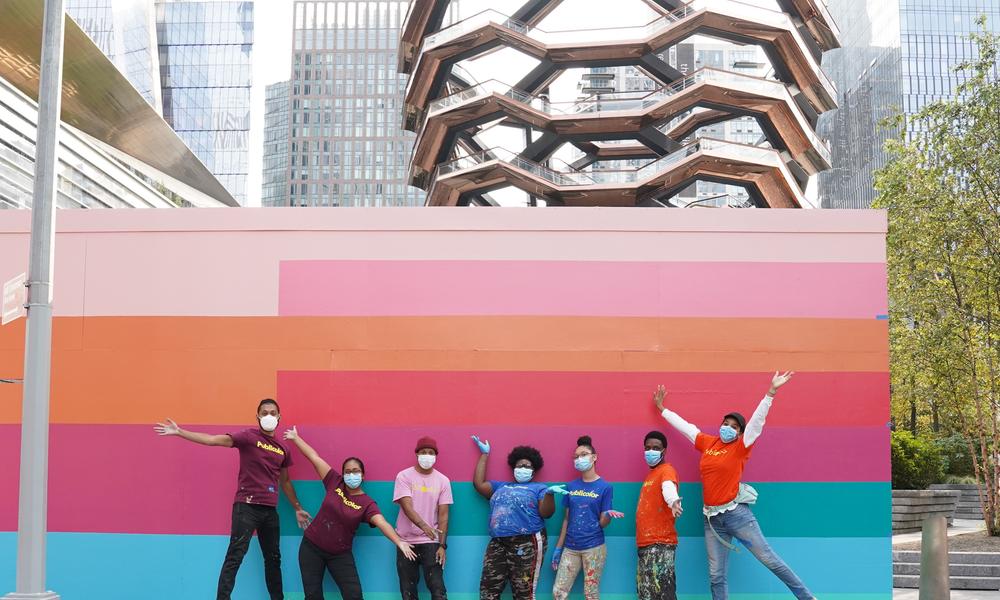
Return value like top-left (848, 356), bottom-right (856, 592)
top-left (66, 0), bottom-right (162, 111)
top-left (273, 0), bottom-right (424, 207)
top-left (155, 0), bottom-right (254, 204)
top-left (819, 0), bottom-right (1000, 208)
top-left (262, 80), bottom-right (290, 206)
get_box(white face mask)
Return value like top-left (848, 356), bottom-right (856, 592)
top-left (259, 414), bottom-right (279, 432)
top-left (417, 454), bottom-right (436, 469)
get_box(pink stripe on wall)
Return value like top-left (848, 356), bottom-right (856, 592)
top-left (0, 210), bottom-right (887, 318)
top-left (0, 424), bottom-right (888, 536)
top-left (279, 261), bottom-right (888, 318)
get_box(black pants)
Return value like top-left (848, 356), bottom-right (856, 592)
top-left (217, 502), bottom-right (282, 600)
top-left (397, 543), bottom-right (447, 600)
top-left (299, 537), bottom-right (364, 600)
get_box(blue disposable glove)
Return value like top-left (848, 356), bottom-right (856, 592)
top-left (546, 484), bottom-right (569, 495)
top-left (471, 435), bottom-right (490, 454)
top-left (551, 546), bottom-right (563, 571)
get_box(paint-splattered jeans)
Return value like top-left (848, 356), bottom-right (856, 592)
top-left (552, 544), bottom-right (607, 600)
top-left (480, 530), bottom-right (547, 600)
top-left (704, 504), bottom-right (813, 600)
top-left (636, 543), bottom-right (677, 600)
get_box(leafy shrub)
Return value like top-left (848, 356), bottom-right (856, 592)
top-left (892, 431), bottom-right (946, 489)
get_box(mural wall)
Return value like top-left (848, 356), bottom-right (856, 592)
top-left (0, 208), bottom-right (890, 599)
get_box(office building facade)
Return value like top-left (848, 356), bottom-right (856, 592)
top-left (819, 0), bottom-right (1000, 208)
top-left (68, 0), bottom-right (255, 205)
top-left (1, 0), bottom-right (236, 209)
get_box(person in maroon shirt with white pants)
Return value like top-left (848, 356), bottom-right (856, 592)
top-left (155, 398), bottom-right (312, 600)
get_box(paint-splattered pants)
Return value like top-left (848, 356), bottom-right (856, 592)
top-left (480, 530), bottom-right (547, 600)
top-left (636, 543), bottom-right (677, 600)
top-left (553, 544), bottom-right (607, 600)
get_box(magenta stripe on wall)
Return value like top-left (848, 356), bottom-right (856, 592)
top-left (0, 423), bottom-right (888, 535)
top-left (278, 260), bottom-right (888, 319)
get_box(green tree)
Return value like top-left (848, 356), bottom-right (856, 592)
top-left (873, 17), bottom-right (1000, 536)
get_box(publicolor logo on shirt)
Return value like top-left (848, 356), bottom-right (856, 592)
top-left (256, 440), bottom-right (286, 456)
top-left (704, 448), bottom-right (729, 456)
top-left (336, 487), bottom-right (362, 510)
top-left (569, 490), bottom-right (600, 498)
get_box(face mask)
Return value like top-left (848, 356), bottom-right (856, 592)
top-left (344, 473), bottom-right (363, 489)
top-left (259, 415), bottom-right (278, 432)
top-left (644, 450), bottom-right (662, 467)
top-left (574, 456), bottom-right (593, 472)
top-left (719, 425), bottom-right (739, 443)
top-left (513, 467), bottom-right (534, 483)
top-left (417, 454), bottom-right (436, 470)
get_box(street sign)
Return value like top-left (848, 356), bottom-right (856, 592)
top-left (2, 273), bottom-right (26, 325)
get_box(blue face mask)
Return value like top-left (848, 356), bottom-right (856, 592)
top-left (573, 456), bottom-right (593, 472)
top-left (719, 425), bottom-right (739, 443)
top-left (513, 467), bottom-right (534, 483)
top-left (344, 473), bottom-right (363, 489)
top-left (644, 450), bottom-right (662, 467)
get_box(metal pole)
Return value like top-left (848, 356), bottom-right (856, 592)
top-left (4, 0), bottom-right (64, 598)
top-left (918, 515), bottom-right (950, 600)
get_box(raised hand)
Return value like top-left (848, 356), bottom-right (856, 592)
top-left (471, 435), bottom-right (491, 455)
top-left (770, 371), bottom-right (795, 393)
top-left (546, 484), bottom-right (569, 495)
top-left (603, 510), bottom-right (626, 519)
top-left (653, 385), bottom-right (667, 412)
top-left (283, 426), bottom-right (299, 441)
top-left (153, 419), bottom-right (181, 436)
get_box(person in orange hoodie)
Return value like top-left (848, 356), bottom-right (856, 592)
top-left (654, 372), bottom-right (817, 600)
top-left (634, 429), bottom-right (683, 600)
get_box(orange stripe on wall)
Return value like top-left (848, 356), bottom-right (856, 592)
top-left (0, 316), bottom-right (887, 424)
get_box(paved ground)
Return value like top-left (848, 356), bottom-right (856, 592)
top-left (894, 589), bottom-right (1000, 599)
top-left (893, 519), bottom-right (988, 546)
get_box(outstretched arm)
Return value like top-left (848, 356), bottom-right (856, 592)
top-left (744, 371), bottom-right (793, 447)
top-left (471, 435), bottom-right (494, 498)
top-left (153, 419), bottom-right (233, 447)
top-left (653, 385), bottom-right (699, 444)
top-left (371, 514), bottom-right (417, 560)
top-left (283, 426), bottom-right (331, 480)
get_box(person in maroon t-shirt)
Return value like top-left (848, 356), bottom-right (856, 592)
top-left (283, 425), bottom-right (417, 600)
top-left (155, 398), bottom-right (312, 600)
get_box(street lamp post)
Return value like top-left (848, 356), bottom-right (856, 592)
top-left (3, 0), bottom-right (65, 598)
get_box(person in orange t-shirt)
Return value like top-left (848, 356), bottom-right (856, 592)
top-left (653, 372), bottom-right (817, 600)
top-left (634, 430), bottom-right (683, 600)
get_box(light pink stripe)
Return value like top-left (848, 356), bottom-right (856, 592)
top-left (279, 260), bottom-right (887, 318)
top-left (0, 210), bottom-right (886, 317)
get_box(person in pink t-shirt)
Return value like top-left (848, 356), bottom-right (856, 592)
top-left (393, 436), bottom-right (454, 600)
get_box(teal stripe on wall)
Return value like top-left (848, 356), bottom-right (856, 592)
top-left (277, 481), bottom-right (891, 538)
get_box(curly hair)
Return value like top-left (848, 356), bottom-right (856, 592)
top-left (576, 435), bottom-right (595, 453)
top-left (507, 445), bottom-right (544, 471)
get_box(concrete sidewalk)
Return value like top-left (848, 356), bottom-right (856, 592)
top-left (892, 519), bottom-right (987, 546)
top-left (894, 589), bottom-right (1000, 599)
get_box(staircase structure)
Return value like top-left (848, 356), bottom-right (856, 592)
top-left (398, 0), bottom-right (841, 207)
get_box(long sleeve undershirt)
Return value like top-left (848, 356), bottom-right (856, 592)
top-left (660, 395), bottom-right (774, 447)
top-left (661, 480), bottom-right (680, 506)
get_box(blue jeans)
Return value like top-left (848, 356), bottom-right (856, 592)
top-left (703, 504), bottom-right (813, 600)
